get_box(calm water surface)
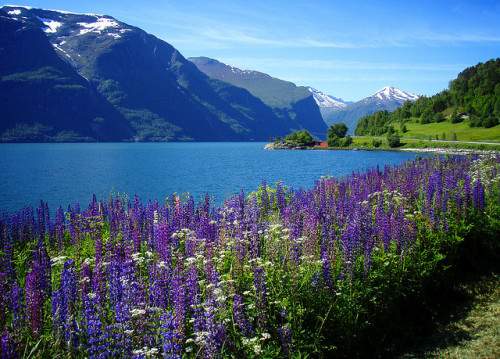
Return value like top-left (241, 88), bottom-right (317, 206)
top-left (0, 142), bottom-right (425, 212)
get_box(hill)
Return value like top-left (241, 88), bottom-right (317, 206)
top-left (355, 59), bottom-right (500, 139)
top-left (0, 6), bottom-right (306, 142)
top-left (189, 56), bottom-right (327, 139)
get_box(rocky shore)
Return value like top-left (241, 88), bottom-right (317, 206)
top-left (263, 142), bottom-right (314, 150)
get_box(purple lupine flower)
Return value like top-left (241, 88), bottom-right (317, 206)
top-left (25, 261), bottom-right (45, 336)
top-left (1, 327), bottom-right (18, 359)
top-left (253, 265), bottom-right (268, 331)
top-left (52, 260), bottom-right (79, 350)
top-left (81, 294), bottom-right (105, 359)
top-left (233, 294), bottom-right (253, 338)
top-left (160, 311), bottom-right (181, 359)
top-left (278, 309), bottom-right (293, 356)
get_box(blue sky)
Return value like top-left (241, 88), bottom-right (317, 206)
top-left (6, 0), bottom-right (500, 101)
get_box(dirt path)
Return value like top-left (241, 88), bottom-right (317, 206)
top-left (400, 274), bottom-right (500, 358)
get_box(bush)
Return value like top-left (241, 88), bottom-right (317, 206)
top-left (387, 135), bottom-right (401, 148)
top-left (482, 116), bottom-right (499, 128)
top-left (372, 139), bottom-right (382, 148)
top-left (342, 135), bottom-right (353, 147)
top-left (327, 135), bottom-right (340, 147)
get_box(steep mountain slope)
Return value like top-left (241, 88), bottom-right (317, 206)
top-left (323, 86), bottom-right (420, 134)
top-left (0, 7), bottom-right (133, 142)
top-left (0, 6), bottom-right (294, 142)
top-left (189, 57), bottom-right (327, 138)
top-left (307, 87), bottom-right (353, 131)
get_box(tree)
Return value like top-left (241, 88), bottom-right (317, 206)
top-left (482, 116), bottom-right (499, 128)
top-left (434, 113), bottom-right (445, 123)
top-left (285, 130), bottom-right (312, 146)
top-left (327, 135), bottom-right (340, 147)
top-left (387, 135), bottom-right (401, 148)
top-left (328, 123), bottom-right (348, 139)
top-left (450, 109), bottom-right (461, 123)
top-left (342, 135), bottom-right (353, 147)
top-left (401, 124), bottom-right (407, 133)
top-left (420, 108), bottom-right (433, 124)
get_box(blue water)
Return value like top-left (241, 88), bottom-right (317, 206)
top-left (0, 142), bottom-right (425, 212)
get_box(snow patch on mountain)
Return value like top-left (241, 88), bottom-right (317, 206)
top-left (36, 17), bottom-right (62, 33)
top-left (77, 17), bottom-right (121, 36)
top-left (307, 87), bottom-right (350, 110)
top-left (3, 6), bottom-right (131, 39)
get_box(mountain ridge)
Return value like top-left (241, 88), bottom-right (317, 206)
top-left (188, 56), bottom-right (327, 138)
top-left (0, 6), bottom-right (323, 142)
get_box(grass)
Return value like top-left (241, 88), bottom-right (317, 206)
top-left (395, 120), bottom-right (500, 143)
top-left (349, 137), bottom-right (500, 151)
top-left (399, 274), bottom-right (500, 358)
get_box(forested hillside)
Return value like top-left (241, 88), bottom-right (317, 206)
top-left (355, 59), bottom-right (500, 136)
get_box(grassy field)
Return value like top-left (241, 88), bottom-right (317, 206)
top-left (395, 121), bottom-right (500, 143)
top-left (350, 136), bottom-right (500, 151)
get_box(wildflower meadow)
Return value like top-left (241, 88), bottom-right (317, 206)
top-left (1, 154), bottom-right (500, 358)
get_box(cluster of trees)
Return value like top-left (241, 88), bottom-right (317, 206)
top-left (355, 58), bottom-right (500, 136)
top-left (284, 130), bottom-right (313, 146)
top-left (327, 123), bottom-right (352, 147)
top-left (282, 123), bottom-right (354, 148)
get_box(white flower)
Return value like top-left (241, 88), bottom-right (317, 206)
top-left (261, 332), bottom-right (271, 340)
top-left (130, 308), bottom-right (146, 317)
top-left (50, 255), bottom-right (68, 267)
top-left (253, 344), bottom-right (263, 355)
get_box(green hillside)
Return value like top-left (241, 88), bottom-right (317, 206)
top-left (355, 59), bottom-right (500, 140)
top-left (188, 57), bottom-right (327, 138)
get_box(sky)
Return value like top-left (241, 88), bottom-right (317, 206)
top-left (5, 0), bottom-right (500, 102)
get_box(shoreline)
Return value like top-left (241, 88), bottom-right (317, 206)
top-left (263, 142), bottom-right (499, 156)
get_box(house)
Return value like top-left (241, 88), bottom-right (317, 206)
top-left (313, 141), bottom-right (329, 147)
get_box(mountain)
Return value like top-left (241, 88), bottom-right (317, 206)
top-left (322, 86), bottom-right (420, 134)
top-left (307, 87), bottom-right (352, 111)
top-left (307, 87), bottom-right (353, 132)
top-left (0, 6), bottom-right (304, 142)
top-left (188, 57), bottom-right (327, 139)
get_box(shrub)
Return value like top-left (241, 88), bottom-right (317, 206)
top-left (342, 135), bottom-right (353, 147)
top-left (372, 139), bottom-right (382, 148)
top-left (387, 135), bottom-right (401, 148)
top-left (482, 116), bottom-right (499, 128)
top-left (327, 135), bottom-right (340, 147)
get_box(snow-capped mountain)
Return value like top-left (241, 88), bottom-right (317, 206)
top-left (307, 87), bottom-right (352, 111)
top-left (1, 5), bottom-right (323, 142)
top-left (323, 86), bottom-right (420, 135)
top-left (367, 86), bottom-right (420, 104)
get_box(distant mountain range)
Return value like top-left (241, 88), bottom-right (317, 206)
top-left (309, 86), bottom-right (420, 134)
top-left (0, 6), bottom-right (325, 142)
top-left (188, 57), bottom-right (327, 139)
